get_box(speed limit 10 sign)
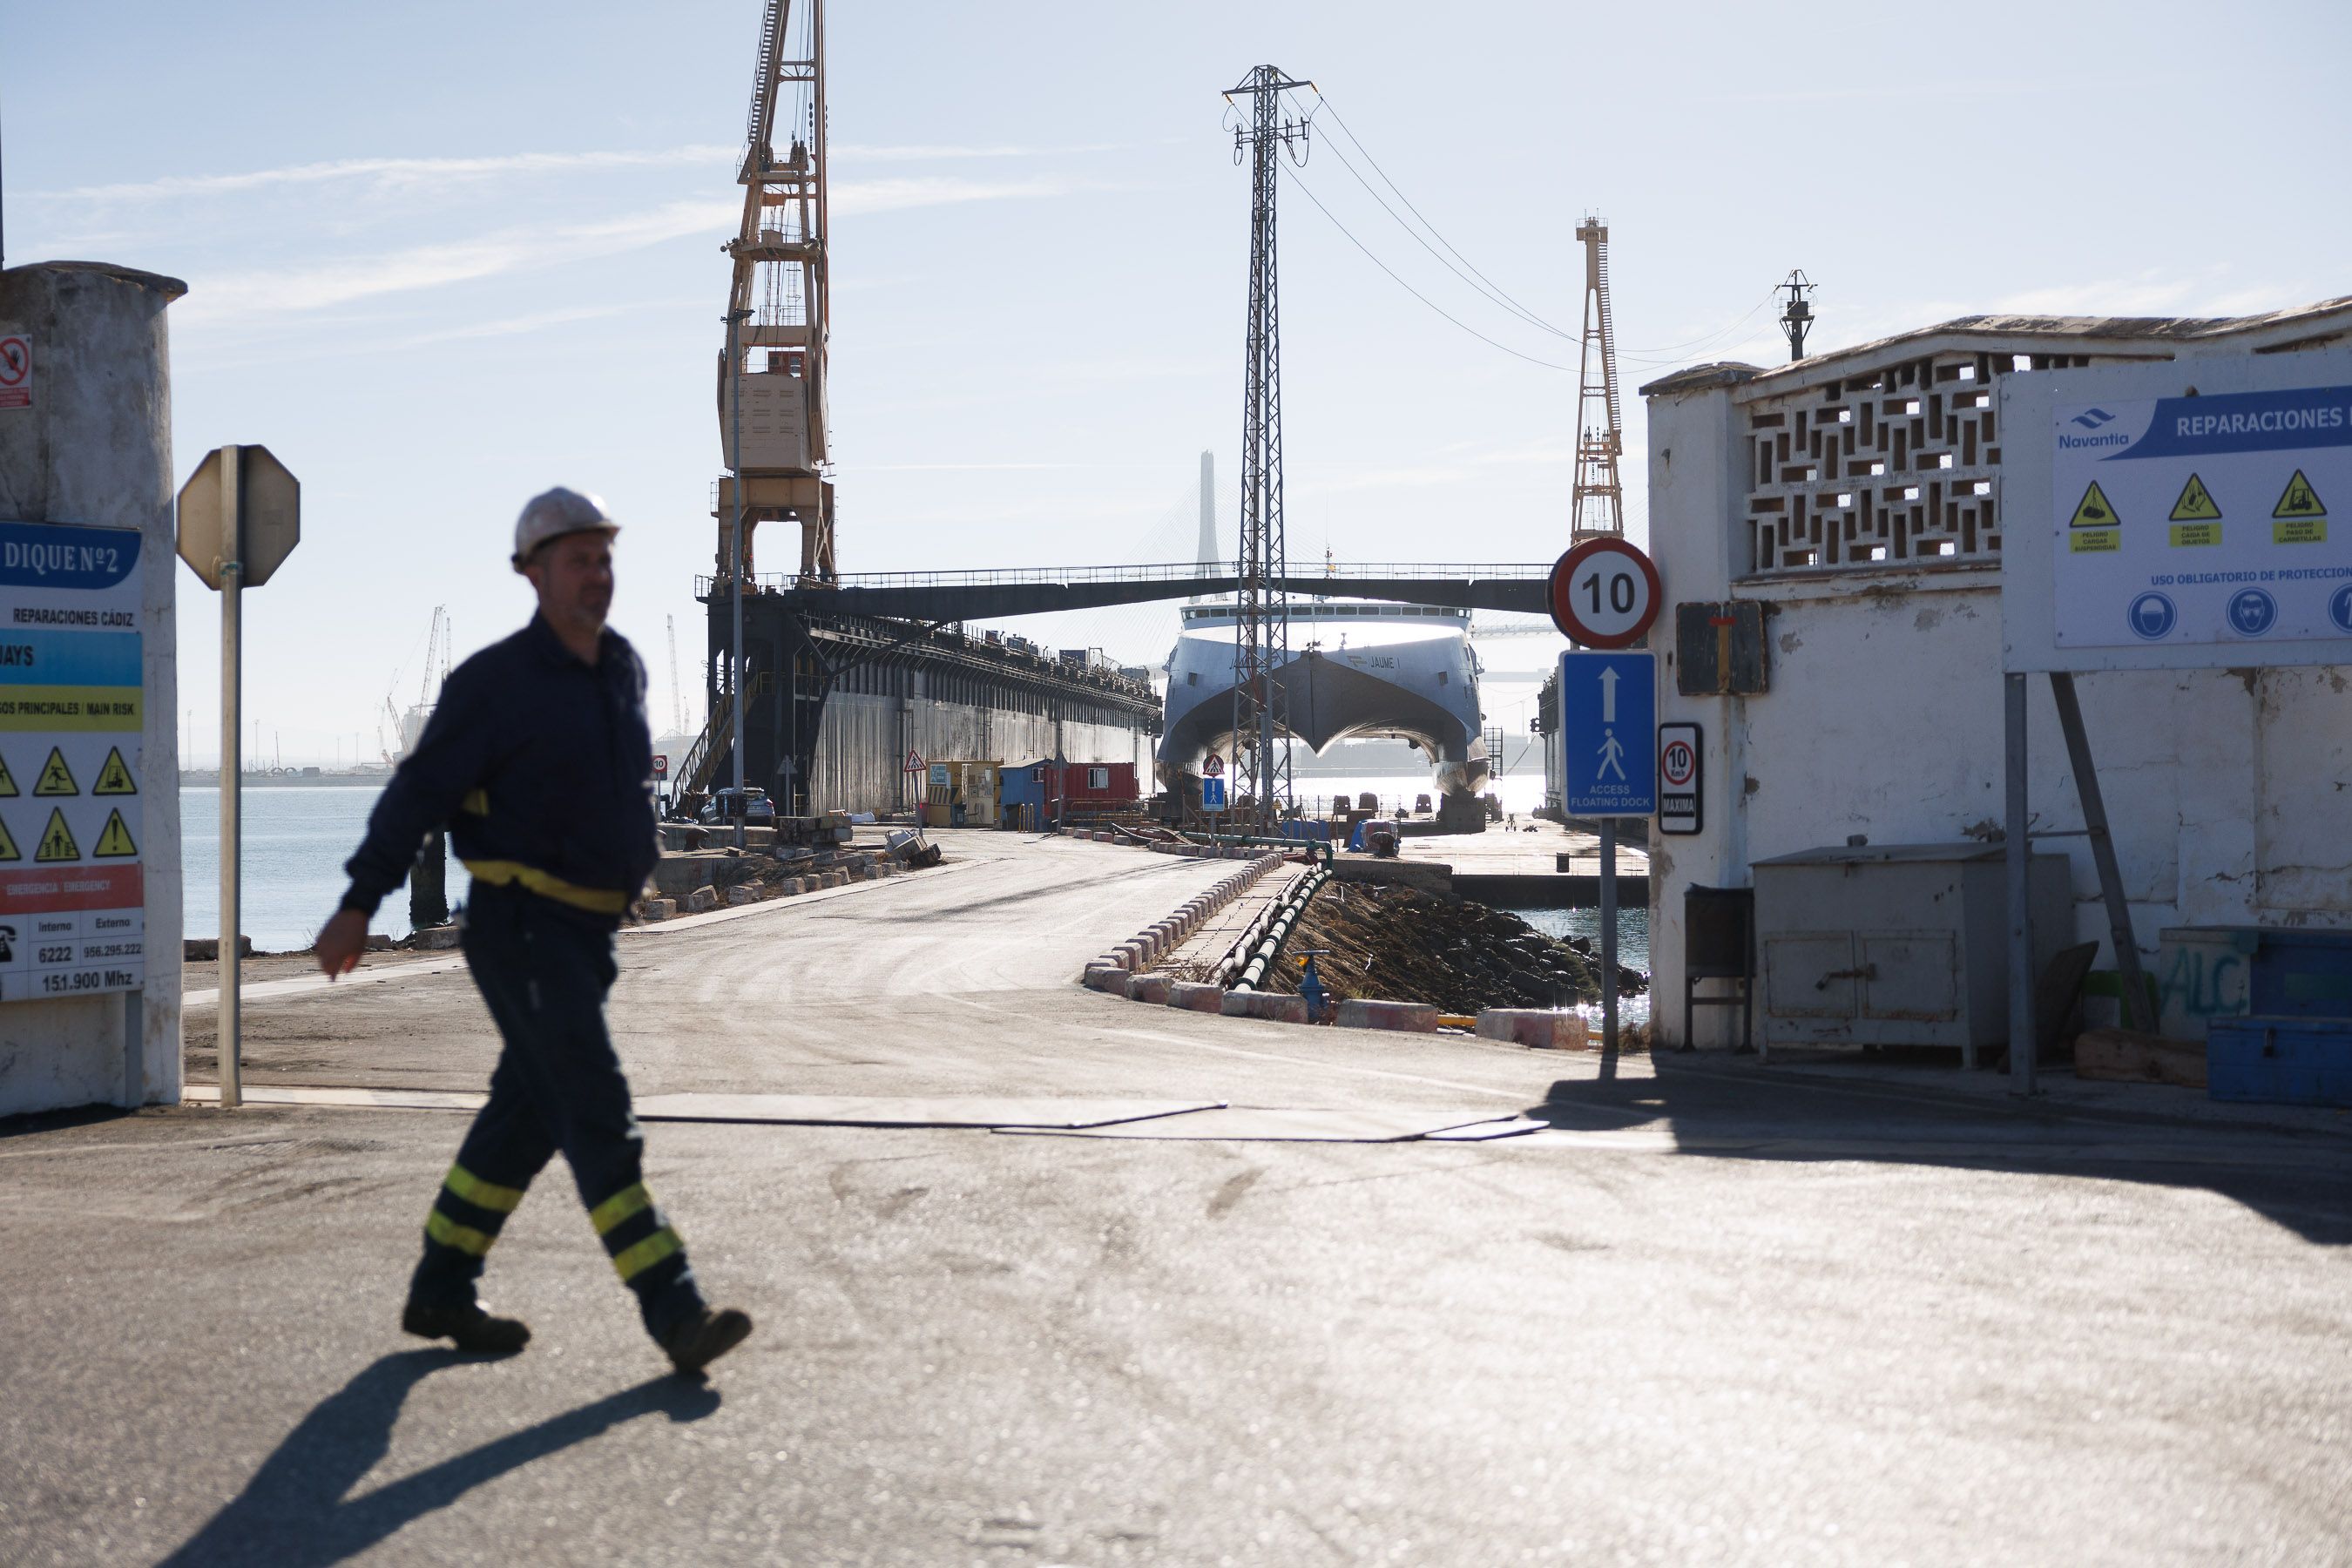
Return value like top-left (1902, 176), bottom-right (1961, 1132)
top-left (1547, 537), bottom-right (1661, 649)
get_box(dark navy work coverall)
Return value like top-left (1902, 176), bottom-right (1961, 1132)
top-left (341, 613), bottom-right (705, 1341)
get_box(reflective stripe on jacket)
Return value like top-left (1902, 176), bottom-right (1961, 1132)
top-left (341, 614), bottom-right (658, 924)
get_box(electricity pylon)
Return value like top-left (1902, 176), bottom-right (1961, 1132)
top-left (1225, 64), bottom-right (1311, 833)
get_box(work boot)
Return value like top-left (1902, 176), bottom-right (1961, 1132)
top-left (402, 1299), bottom-right (532, 1355)
top-left (661, 1306), bottom-right (753, 1375)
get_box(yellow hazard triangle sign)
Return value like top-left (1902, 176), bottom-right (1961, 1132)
top-left (35, 808), bottom-right (78, 862)
top-left (92, 808), bottom-right (138, 858)
top-left (92, 747), bottom-right (137, 796)
top-left (0, 751), bottom-right (15, 798)
top-left (2169, 473), bottom-right (2222, 522)
top-left (2068, 480), bottom-right (2120, 529)
top-left (0, 814), bottom-right (17, 862)
top-left (34, 747), bottom-right (78, 797)
top-left (2274, 470), bottom-right (2327, 517)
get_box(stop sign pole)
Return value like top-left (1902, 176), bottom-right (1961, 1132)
top-left (1546, 536), bottom-right (1662, 1056)
top-left (178, 445), bottom-right (300, 1110)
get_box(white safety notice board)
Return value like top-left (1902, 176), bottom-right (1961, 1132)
top-left (2052, 382), bottom-right (2352, 649)
top-left (0, 520), bottom-right (145, 1001)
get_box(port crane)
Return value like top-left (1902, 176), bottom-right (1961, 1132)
top-left (1570, 216), bottom-right (1625, 540)
top-left (715, 0), bottom-right (835, 586)
top-left (376, 605), bottom-right (451, 764)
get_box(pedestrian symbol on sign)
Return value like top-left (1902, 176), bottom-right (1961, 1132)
top-left (1595, 730), bottom-right (1626, 781)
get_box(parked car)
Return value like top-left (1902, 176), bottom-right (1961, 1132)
top-left (698, 786), bottom-right (775, 827)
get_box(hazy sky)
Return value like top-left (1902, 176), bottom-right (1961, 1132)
top-left (7, 1), bottom-right (2348, 761)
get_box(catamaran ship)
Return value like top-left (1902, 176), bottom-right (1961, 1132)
top-left (1159, 598), bottom-right (1491, 830)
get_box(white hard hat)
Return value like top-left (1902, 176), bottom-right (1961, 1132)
top-left (512, 486), bottom-right (619, 567)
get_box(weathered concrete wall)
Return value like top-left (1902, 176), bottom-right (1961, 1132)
top-left (1644, 351), bottom-right (2352, 1050)
top-left (0, 262), bottom-right (186, 1113)
top-left (812, 692), bottom-right (1153, 816)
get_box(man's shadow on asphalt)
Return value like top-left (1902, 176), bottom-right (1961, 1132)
top-left (159, 1349), bottom-right (718, 1567)
top-left (1524, 1053), bottom-right (2352, 1247)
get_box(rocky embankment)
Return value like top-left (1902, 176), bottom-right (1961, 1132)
top-left (1263, 884), bottom-right (1647, 1015)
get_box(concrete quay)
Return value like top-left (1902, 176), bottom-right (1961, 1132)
top-left (13, 828), bottom-right (2352, 1566)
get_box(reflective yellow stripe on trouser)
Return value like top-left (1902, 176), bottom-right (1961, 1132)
top-left (443, 1161), bottom-right (524, 1213)
top-left (423, 1162), bottom-right (526, 1258)
top-left (590, 1181), bottom-right (685, 1283)
top-left (426, 1209), bottom-right (497, 1258)
top-left (463, 859), bottom-right (631, 916)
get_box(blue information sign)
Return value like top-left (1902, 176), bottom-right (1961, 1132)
top-left (1201, 776), bottom-right (1227, 811)
top-left (1559, 651), bottom-right (1657, 816)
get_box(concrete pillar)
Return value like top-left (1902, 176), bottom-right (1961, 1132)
top-left (0, 262), bottom-right (187, 1113)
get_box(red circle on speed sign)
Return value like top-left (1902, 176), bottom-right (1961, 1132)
top-left (1547, 537), bottom-right (1661, 649)
top-left (1660, 737), bottom-right (1696, 787)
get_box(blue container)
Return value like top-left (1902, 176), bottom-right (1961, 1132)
top-left (2247, 929), bottom-right (2352, 1021)
top-left (2207, 1015), bottom-right (2352, 1108)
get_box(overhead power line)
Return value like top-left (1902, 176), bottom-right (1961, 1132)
top-left (1281, 88), bottom-right (1792, 377)
top-left (1280, 160), bottom-right (1578, 374)
top-left (1294, 91), bottom-right (1578, 343)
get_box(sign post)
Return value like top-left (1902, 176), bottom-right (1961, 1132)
top-left (2003, 355), bottom-right (2352, 1096)
top-left (1551, 535), bottom-right (1662, 1056)
top-left (1201, 751), bottom-right (1226, 820)
top-left (1560, 649), bottom-right (1659, 1055)
top-left (178, 445), bottom-right (299, 1110)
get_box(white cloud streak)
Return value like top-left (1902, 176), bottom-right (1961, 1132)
top-left (42, 138), bottom-right (1146, 205)
top-left (39, 146), bottom-right (740, 203)
top-left (174, 175), bottom-right (1109, 323)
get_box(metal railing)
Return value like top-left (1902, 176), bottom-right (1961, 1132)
top-left (696, 560), bottom-right (1551, 597)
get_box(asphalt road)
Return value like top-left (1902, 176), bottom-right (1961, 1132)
top-left (8, 832), bottom-right (2351, 1566)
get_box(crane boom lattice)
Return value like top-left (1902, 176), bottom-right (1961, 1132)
top-left (1571, 215), bottom-right (1625, 540)
top-left (716, 0), bottom-right (835, 588)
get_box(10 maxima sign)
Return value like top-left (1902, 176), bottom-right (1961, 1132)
top-left (1558, 651), bottom-right (1656, 817)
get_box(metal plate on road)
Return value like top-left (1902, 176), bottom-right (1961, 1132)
top-left (1548, 537), bottom-right (1661, 648)
top-left (1558, 650), bottom-right (1657, 816)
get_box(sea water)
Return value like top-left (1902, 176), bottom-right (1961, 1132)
top-left (180, 787), bottom-right (468, 951)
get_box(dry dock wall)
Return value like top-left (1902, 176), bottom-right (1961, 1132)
top-left (810, 691), bottom-right (1153, 816)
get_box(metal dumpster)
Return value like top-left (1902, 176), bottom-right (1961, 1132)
top-left (1751, 842), bottom-right (2072, 1066)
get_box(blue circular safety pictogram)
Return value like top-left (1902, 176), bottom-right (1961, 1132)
top-left (2227, 587), bottom-right (2277, 638)
top-left (2127, 591), bottom-right (2177, 640)
top-left (2331, 584), bottom-right (2352, 635)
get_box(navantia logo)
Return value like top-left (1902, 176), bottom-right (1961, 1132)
top-left (2071, 408), bottom-right (2117, 430)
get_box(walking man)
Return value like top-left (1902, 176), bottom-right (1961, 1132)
top-left (315, 487), bottom-right (752, 1375)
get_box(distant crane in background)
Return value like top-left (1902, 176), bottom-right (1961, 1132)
top-left (666, 614), bottom-right (688, 737)
top-left (1570, 215), bottom-right (1625, 540)
top-left (377, 605), bottom-right (450, 764)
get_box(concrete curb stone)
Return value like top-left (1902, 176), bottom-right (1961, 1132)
top-left (1336, 998), bottom-right (1440, 1033)
top-left (1475, 1009), bottom-right (1591, 1049)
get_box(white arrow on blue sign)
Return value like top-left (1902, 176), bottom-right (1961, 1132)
top-left (1559, 650), bottom-right (1657, 816)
